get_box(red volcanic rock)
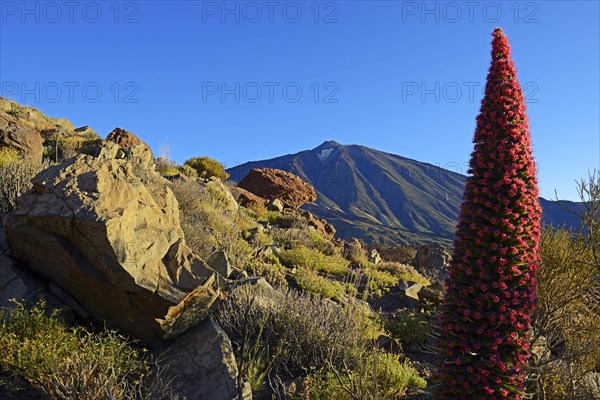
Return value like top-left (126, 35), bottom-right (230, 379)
top-left (106, 127), bottom-right (152, 156)
top-left (237, 168), bottom-right (317, 209)
top-left (231, 186), bottom-right (267, 208)
top-left (299, 210), bottom-right (336, 239)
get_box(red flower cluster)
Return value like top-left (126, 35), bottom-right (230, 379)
top-left (436, 28), bottom-right (542, 400)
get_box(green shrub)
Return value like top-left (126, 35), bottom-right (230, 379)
top-left (361, 268), bottom-right (398, 297)
top-left (0, 147), bottom-right (20, 167)
top-left (295, 268), bottom-right (346, 299)
top-left (247, 258), bottom-right (287, 288)
top-left (0, 302), bottom-right (151, 400)
top-left (267, 210), bottom-right (303, 228)
top-left (302, 350), bottom-right (426, 400)
top-left (245, 202), bottom-right (269, 222)
top-left (278, 246), bottom-right (348, 276)
top-left (184, 156), bottom-right (229, 180)
top-left (177, 164), bottom-right (198, 178)
top-left (375, 261), bottom-right (430, 286)
top-left (387, 310), bottom-right (434, 345)
top-left (306, 230), bottom-right (336, 252)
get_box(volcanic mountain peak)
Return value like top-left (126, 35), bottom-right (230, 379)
top-left (227, 142), bottom-right (583, 246)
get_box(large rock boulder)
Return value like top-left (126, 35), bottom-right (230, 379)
top-left (237, 168), bottom-right (317, 209)
top-left (155, 318), bottom-right (252, 400)
top-left (0, 112), bottom-right (43, 161)
top-left (5, 142), bottom-right (220, 344)
top-left (411, 243), bottom-right (451, 282)
top-left (106, 127), bottom-right (153, 157)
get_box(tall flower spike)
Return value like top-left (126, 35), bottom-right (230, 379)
top-left (435, 28), bottom-right (542, 400)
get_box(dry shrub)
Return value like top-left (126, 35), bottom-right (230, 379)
top-left (170, 179), bottom-right (254, 267)
top-left (216, 283), bottom-right (384, 390)
top-left (528, 228), bottom-right (600, 400)
top-left (527, 173), bottom-right (600, 400)
top-left (0, 148), bottom-right (51, 213)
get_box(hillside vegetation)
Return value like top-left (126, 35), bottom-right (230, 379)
top-left (0, 99), bottom-right (597, 400)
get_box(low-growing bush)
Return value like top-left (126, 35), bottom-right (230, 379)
top-left (344, 243), bottom-right (371, 269)
top-left (375, 261), bottom-right (430, 286)
top-left (267, 210), bottom-right (303, 228)
top-left (387, 310), bottom-right (434, 346)
top-left (301, 350), bottom-right (426, 400)
top-left (216, 283), bottom-right (384, 395)
top-left (307, 231), bottom-right (338, 255)
top-left (177, 164), bottom-right (198, 179)
top-left (278, 246), bottom-right (348, 276)
top-left (247, 258), bottom-right (288, 288)
top-left (295, 268), bottom-right (346, 299)
top-left (0, 147), bottom-right (20, 167)
top-left (361, 267), bottom-right (399, 297)
top-left (183, 156), bottom-right (229, 180)
top-left (0, 301), bottom-right (161, 400)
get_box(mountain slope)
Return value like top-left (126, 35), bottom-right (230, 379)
top-left (227, 141), bottom-right (583, 245)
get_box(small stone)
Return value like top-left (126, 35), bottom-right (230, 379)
top-left (208, 251), bottom-right (232, 279)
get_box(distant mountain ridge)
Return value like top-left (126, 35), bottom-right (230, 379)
top-left (227, 141), bottom-right (584, 246)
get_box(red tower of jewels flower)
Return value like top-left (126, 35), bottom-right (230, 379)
top-left (436, 28), bottom-right (542, 400)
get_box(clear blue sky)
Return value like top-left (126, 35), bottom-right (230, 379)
top-left (1, 1), bottom-right (598, 200)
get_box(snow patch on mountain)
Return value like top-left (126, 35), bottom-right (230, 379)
top-left (318, 148), bottom-right (334, 161)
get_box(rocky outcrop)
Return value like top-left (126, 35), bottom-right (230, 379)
top-left (299, 210), bottom-right (336, 240)
top-left (5, 142), bottom-right (219, 344)
top-left (155, 318), bottom-right (252, 400)
top-left (267, 198), bottom-right (284, 212)
top-left (416, 281), bottom-right (445, 305)
top-left (237, 168), bottom-right (317, 209)
top-left (0, 113), bottom-right (43, 161)
top-left (411, 243), bottom-right (451, 282)
top-left (369, 249), bottom-right (382, 265)
top-left (106, 127), bottom-right (153, 157)
top-left (203, 177), bottom-right (239, 213)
